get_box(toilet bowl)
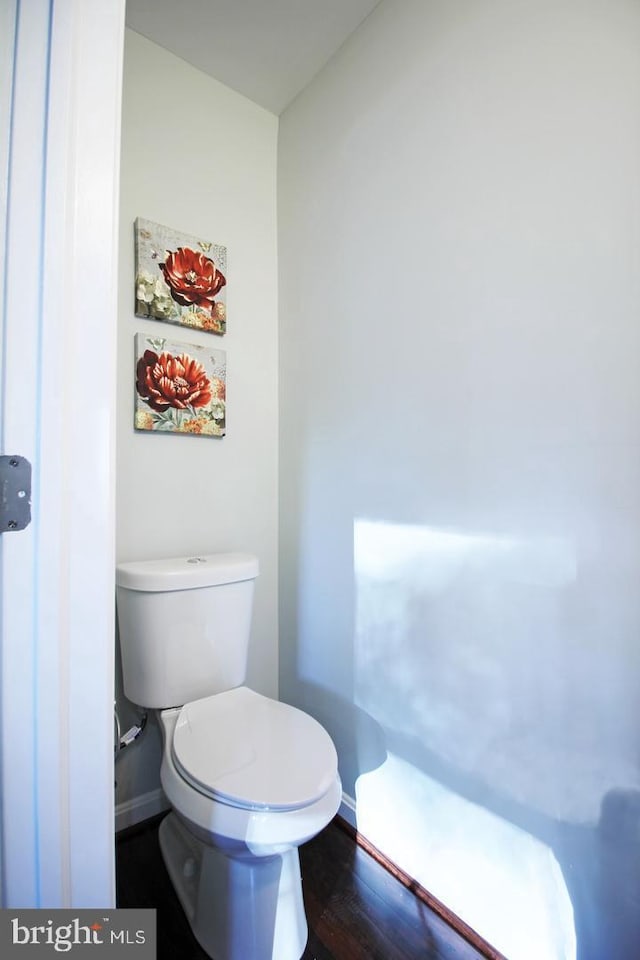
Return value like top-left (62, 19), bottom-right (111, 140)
top-left (157, 687), bottom-right (341, 960)
top-left (115, 552), bottom-right (341, 960)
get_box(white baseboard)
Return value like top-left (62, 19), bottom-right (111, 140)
top-left (115, 787), bottom-right (170, 833)
top-left (339, 791), bottom-right (357, 828)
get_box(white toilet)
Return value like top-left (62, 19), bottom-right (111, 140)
top-left (116, 552), bottom-right (341, 960)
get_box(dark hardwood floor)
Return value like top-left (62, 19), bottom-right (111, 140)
top-left (116, 814), bottom-right (489, 960)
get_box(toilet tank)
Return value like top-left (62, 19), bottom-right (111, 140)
top-left (116, 553), bottom-right (259, 708)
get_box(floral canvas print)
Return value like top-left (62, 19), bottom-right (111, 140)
top-left (135, 217), bottom-right (227, 335)
top-left (135, 334), bottom-right (226, 437)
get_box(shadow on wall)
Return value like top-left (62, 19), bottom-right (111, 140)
top-left (593, 789), bottom-right (640, 958)
top-left (537, 788), bottom-right (640, 960)
top-left (284, 680), bottom-right (387, 800)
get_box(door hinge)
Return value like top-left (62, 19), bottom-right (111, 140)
top-left (0, 455), bottom-right (32, 532)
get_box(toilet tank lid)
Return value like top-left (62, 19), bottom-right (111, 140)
top-left (116, 553), bottom-right (259, 592)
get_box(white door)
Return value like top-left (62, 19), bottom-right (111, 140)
top-left (0, 0), bottom-right (125, 906)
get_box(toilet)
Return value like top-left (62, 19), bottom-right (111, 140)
top-left (116, 552), bottom-right (341, 960)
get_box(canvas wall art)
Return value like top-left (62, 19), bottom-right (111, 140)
top-left (135, 217), bottom-right (227, 335)
top-left (135, 333), bottom-right (226, 437)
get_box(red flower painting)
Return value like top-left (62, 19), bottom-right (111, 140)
top-left (136, 349), bottom-right (213, 412)
top-left (160, 247), bottom-right (226, 310)
top-left (135, 219), bottom-right (228, 335)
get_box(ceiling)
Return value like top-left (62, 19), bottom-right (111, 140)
top-left (125, 0), bottom-right (381, 115)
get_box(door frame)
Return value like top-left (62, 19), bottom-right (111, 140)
top-left (1, 0), bottom-right (125, 906)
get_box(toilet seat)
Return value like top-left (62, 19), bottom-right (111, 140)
top-left (171, 686), bottom-right (338, 811)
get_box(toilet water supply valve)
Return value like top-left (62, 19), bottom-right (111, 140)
top-left (114, 703), bottom-right (148, 759)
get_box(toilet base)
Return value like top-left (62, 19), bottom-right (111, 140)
top-left (159, 812), bottom-right (308, 960)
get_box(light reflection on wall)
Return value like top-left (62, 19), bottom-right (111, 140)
top-left (356, 754), bottom-right (575, 960)
top-left (353, 518), bottom-right (578, 960)
top-left (354, 518), bottom-right (639, 823)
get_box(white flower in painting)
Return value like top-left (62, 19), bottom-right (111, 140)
top-left (136, 271), bottom-right (156, 303)
top-left (209, 398), bottom-right (226, 421)
top-left (153, 295), bottom-right (177, 319)
top-left (202, 421), bottom-right (224, 436)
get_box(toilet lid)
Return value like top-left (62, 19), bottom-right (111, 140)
top-left (171, 686), bottom-right (338, 810)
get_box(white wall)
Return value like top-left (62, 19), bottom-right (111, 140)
top-left (279, 2), bottom-right (640, 958)
top-left (116, 30), bottom-right (279, 809)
